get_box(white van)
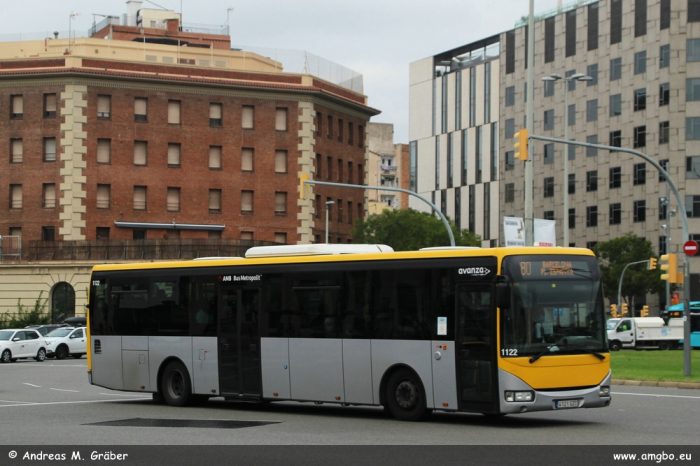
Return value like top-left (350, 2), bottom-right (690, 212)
top-left (607, 317), bottom-right (683, 351)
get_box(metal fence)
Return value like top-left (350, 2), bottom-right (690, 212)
top-left (24, 239), bottom-right (280, 262)
top-left (0, 236), bottom-right (21, 261)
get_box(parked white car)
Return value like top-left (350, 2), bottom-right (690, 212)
top-left (0, 328), bottom-right (47, 363)
top-left (44, 327), bottom-right (87, 360)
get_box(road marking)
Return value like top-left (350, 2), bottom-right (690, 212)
top-left (50, 388), bottom-right (80, 393)
top-left (614, 391), bottom-right (700, 400)
top-left (99, 392), bottom-right (151, 397)
top-left (23, 383), bottom-right (41, 388)
top-left (0, 399), bottom-right (34, 404)
top-left (0, 398), bottom-right (151, 408)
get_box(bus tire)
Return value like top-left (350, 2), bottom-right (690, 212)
top-left (384, 368), bottom-right (429, 422)
top-left (609, 341), bottom-right (622, 351)
top-left (161, 361), bottom-right (192, 407)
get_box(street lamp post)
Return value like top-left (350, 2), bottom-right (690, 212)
top-left (541, 72), bottom-right (592, 247)
top-left (325, 200), bottom-right (335, 243)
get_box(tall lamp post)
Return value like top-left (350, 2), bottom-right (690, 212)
top-left (325, 200), bottom-right (335, 244)
top-left (541, 72), bottom-right (592, 247)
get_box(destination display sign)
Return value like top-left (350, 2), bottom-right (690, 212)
top-left (513, 259), bottom-right (593, 280)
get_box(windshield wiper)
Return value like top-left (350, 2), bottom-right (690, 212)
top-left (572, 348), bottom-right (606, 360)
top-left (529, 344), bottom-right (565, 364)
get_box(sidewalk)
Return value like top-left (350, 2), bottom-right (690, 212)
top-left (612, 379), bottom-right (700, 389)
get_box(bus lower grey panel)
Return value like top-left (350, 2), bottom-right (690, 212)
top-left (289, 338), bottom-right (344, 402)
top-left (430, 341), bottom-right (457, 410)
top-left (342, 339), bottom-right (373, 405)
top-left (122, 350), bottom-right (150, 392)
top-left (371, 340), bottom-right (434, 409)
top-left (260, 338), bottom-right (291, 399)
top-left (192, 337), bottom-right (219, 395)
top-left (90, 336), bottom-right (123, 390)
top-left (122, 336), bottom-right (148, 351)
top-left (148, 337), bottom-right (193, 394)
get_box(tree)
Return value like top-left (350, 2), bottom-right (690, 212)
top-left (592, 234), bottom-right (666, 311)
top-left (351, 208), bottom-right (480, 251)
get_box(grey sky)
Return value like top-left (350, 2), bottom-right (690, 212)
top-left (0, 0), bottom-right (563, 142)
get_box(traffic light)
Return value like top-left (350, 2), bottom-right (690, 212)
top-left (648, 257), bottom-right (657, 270)
top-left (610, 304), bottom-right (618, 317)
top-left (514, 128), bottom-right (529, 161)
top-left (299, 173), bottom-right (309, 200)
top-left (621, 303), bottom-right (628, 315)
top-left (641, 305), bottom-right (650, 317)
top-left (660, 253), bottom-right (683, 284)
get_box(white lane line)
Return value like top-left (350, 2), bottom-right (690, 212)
top-left (0, 399), bottom-right (34, 404)
top-left (49, 388), bottom-right (80, 393)
top-left (99, 392), bottom-right (151, 397)
top-left (23, 383), bottom-right (41, 388)
top-left (614, 391), bottom-right (700, 400)
top-left (0, 398), bottom-right (151, 408)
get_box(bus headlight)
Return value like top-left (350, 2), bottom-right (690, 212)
top-left (505, 391), bottom-right (534, 402)
top-left (599, 385), bottom-right (610, 396)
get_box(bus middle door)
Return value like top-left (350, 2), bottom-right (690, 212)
top-left (218, 285), bottom-right (261, 398)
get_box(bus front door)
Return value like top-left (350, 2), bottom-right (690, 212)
top-left (218, 287), bottom-right (261, 398)
top-left (455, 283), bottom-right (497, 413)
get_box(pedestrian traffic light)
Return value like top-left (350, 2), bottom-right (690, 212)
top-left (610, 303), bottom-right (618, 317)
top-left (621, 303), bottom-right (628, 315)
top-left (660, 253), bottom-right (683, 284)
top-left (648, 257), bottom-right (657, 270)
top-left (641, 305), bottom-right (649, 317)
top-left (514, 128), bottom-right (529, 161)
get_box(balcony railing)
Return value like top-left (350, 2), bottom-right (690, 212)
top-left (20, 239), bottom-right (282, 262)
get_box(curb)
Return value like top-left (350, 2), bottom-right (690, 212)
top-left (612, 379), bottom-right (700, 389)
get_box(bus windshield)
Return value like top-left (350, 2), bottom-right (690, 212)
top-left (500, 255), bottom-right (606, 358)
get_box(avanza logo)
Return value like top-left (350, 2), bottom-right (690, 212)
top-left (458, 267), bottom-right (491, 276)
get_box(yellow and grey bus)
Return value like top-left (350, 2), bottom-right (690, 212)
top-left (87, 244), bottom-right (611, 421)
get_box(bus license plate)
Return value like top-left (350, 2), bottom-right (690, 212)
top-left (555, 399), bottom-right (579, 409)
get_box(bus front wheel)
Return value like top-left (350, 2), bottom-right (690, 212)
top-left (384, 368), bottom-right (431, 421)
top-left (161, 361), bottom-right (192, 407)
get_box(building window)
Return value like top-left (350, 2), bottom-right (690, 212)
top-left (611, 0), bottom-right (622, 44)
top-left (687, 156), bottom-right (700, 179)
top-left (660, 0), bottom-right (670, 29)
top-left (410, 141), bottom-right (417, 192)
top-left (347, 201), bottom-right (353, 224)
top-left (42, 184), bottom-right (56, 209)
top-left (209, 146), bottom-right (222, 169)
top-left (586, 135), bottom-right (598, 157)
top-left (635, 0), bottom-right (647, 36)
top-left (337, 198), bottom-right (343, 222)
top-left (634, 200), bottom-right (646, 222)
top-left (587, 170), bottom-right (598, 192)
top-left (97, 139), bottom-right (110, 164)
top-left (44, 93), bottom-right (57, 118)
top-left (42, 227), bottom-right (56, 241)
top-left (687, 195), bottom-right (700, 217)
top-left (659, 159), bottom-right (670, 182)
top-left (358, 163), bottom-right (363, 185)
top-left (688, 78), bottom-right (700, 102)
top-left (168, 100), bottom-right (181, 125)
top-left (586, 64), bottom-right (598, 87)
top-left (634, 51), bottom-right (647, 74)
top-left (688, 39), bottom-right (700, 62)
top-left (610, 131), bottom-right (622, 148)
top-left (275, 150), bottom-right (287, 173)
top-left (660, 200), bottom-right (668, 220)
top-left (566, 10), bottom-right (577, 57)
top-left (316, 112), bottom-right (322, 136)
top-left (568, 208), bottom-right (576, 230)
top-left (10, 184), bottom-right (22, 209)
top-left (609, 94), bottom-right (622, 117)
top-left (587, 206), bottom-right (598, 227)
top-left (348, 161), bottom-right (353, 184)
top-left (133, 229), bottom-right (146, 240)
top-left (505, 183), bottom-right (515, 203)
top-left (544, 80), bottom-right (555, 97)
top-left (242, 105), bottom-right (254, 129)
top-left (274, 232), bottom-right (287, 244)
top-left (276, 108), bottom-right (288, 131)
top-left (349, 122), bottom-right (355, 145)
top-left (544, 143), bottom-right (554, 164)
top-left (327, 156), bottom-right (334, 181)
top-left (134, 98), bottom-right (147, 122)
top-left (44, 137), bottom-right (56, 162)
top-left (659, 121), bottom-right (670, 144)
top-left (469, 67), bottom-right (476, 127)
top-left (10, 139), bottom-right (22, 163)
top-left (338, 119), bottom-right (344, 143)
top-left (658, 82), bottom-right (670, 107)
top-left (97, 95), bottom-right (110, 118)
top-left (588, 3), bottom-right (599, 51)
top-left (475, 127), bottom-right (482, 183)
top-left (568, 174), bottom-right (575, 195)
top-left (133, 186), bottom-right (146, 210)
top-left (241, 148), bottom-right (254, 171)
top-left (660, 44), bottom-right (670, 68)
top-left (610, 167), bottom-right (622, 189)
top-left (505, 150), bottom-right (514, 171)
top-left (505, 86), bottom-right (515, 107)
top-left (634, 89), bottom-right (646, 111)
top-left (544, 17), bottom-right (555, 63)
top-left (96, 184), bottom-right (110, 209)
top-left (491, 122), bottom-right (498, 182)
top-left (96, 227), bottom-right (110, 240)
top-left (506, 30), bottom-right (515, 74)
top-left (484, 62), bottom-right (491, 123)
top-left (609, 203), bottom-right (622, 225)
top-left (134, 141), bottom-right (147, 166)
top-left (241, 190), bottom-right (253, 213)
top-left (610, 58), bottom-right (622, 81)
top-left (544, 211), bottom-right (554, 221)
top-left (167, 143), bottom-right (181, 167)
top-left (634, 126), bottom-right (646, 148)
top-left (447, 135), bottom-right (453, 188)
top-left (505, 119), bottom-right (515, 140)
top-left (587, 100), bottom-right (598, 122)
top-left (634, 163), bottom-right (647, 185)
top-left (568, 104), bottom-right (576, 126)
top-left (358, 125), bottom-right (364, 148)
top-left (544, 109), bottom-right (554, 130)
top-left (686, 117), bottom-right (700, 140)
top-left (209, 189), bottom-right (222, 213)
top-left (659, 236), bottom-right (667, 255)
top-left (327, 115), bottom-right (333, 139)
top-left (544, 177), bottom-right (554, 198)
top-left (167, 187), bottom-right (180, 212)
top-left (10, 95), bottom-right (23, 119)
top-left (690, 0), bottom-right (700, 22)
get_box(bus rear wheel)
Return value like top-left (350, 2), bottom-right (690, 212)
top-left (385, 368), bottom-right (431, 421)
top-left (161, 361), bottom-right (192, 407)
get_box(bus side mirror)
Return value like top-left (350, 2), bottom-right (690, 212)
top-left (496, 281), bottom-right (511, 310)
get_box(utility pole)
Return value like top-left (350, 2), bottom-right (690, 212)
top-left (524, 0), bottom-right (535, 246)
